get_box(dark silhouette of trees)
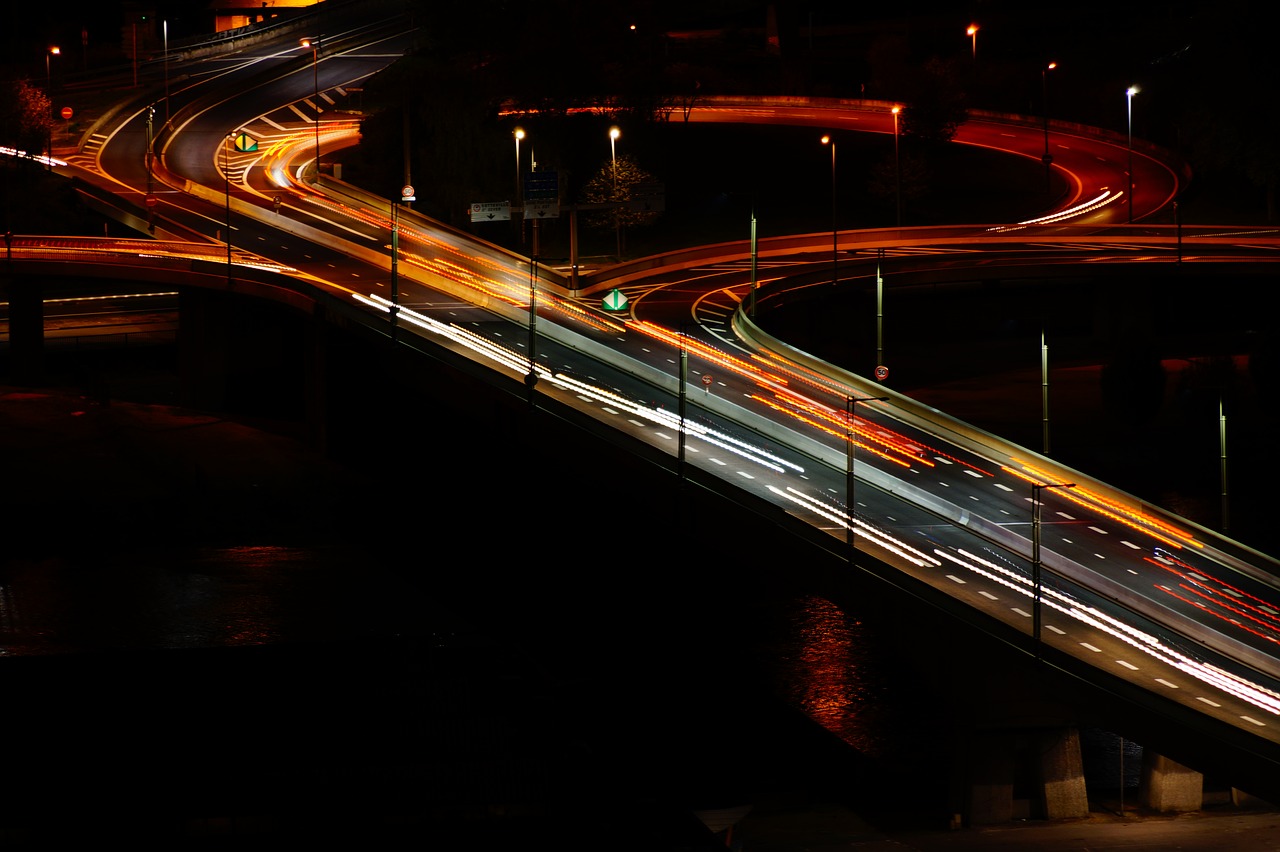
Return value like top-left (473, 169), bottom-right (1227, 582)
top-left (0, 78), bottom-right (51, 160)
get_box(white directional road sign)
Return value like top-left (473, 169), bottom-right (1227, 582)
top-left (470, 201), bottom-right (510, 222)
top-left (525, 200), bottom-right (559, 219)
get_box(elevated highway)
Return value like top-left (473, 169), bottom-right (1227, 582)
top-left (5, 15), bottom-right (1280, 823)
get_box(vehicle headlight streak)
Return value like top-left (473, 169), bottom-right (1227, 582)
top-left (936, 547), bottom-right (1280, 716)
top-left (767, 485), bottom-right (943, 568)
top-left (356, 293), bottom-right (805, 476)
top-left (989, 191), bottom-right (1120, 230)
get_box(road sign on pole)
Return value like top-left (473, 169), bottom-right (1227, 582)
top-left (470, 201), bottom-right (511, 222)
top-left (523, 171), bottom-right (559, 219)
top-left (234, 133), bottom-right (258, 152)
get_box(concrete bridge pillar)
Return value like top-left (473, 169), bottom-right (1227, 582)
top-left (303, 305), bottom-right (328, 451)
top-left (1038, 727), bottom-right (1089, 820)
top-left (1, 273), bottom-right (44, 384)
top-left (966, 731), bottom-right (1016, 825)
top-left (1139, 752), bottom-right (1203, 812)
top-left (177, 287), bottom-right (231, 411)
top-left (963, 726), bottom-right (1088, 825)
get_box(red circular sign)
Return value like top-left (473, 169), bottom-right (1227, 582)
top-left (701, 374), bottom-right (713, 386)
top-left (875, 365), bottom-right (889, 380)
top-left (401, 185), bottom-right (415, 199)
top-left (145, 194), bottom-right (158, 208)
top-left (60, 107), bottom-right (73, 120)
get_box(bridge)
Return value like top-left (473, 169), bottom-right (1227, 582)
top-left (4, 13), bottom-right (1280, 827)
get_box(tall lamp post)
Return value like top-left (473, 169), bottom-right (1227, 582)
top-left (45, 46), bottom-right (60, 170)
top-left (513, 126), bottom-right (525, 245)
top-left (163, 20), bottom-right (170, 124)
top-left (966, 24), bottom-right (978, 60)
top-left (846, 394), bottom-right (889, 561)
top-left (609, 125), bottom-right (621, 261)
top-left (821, 134), bottom-right (837, 286)
top-left (1031, 481), bottom-right (1076, 660)
top-left (301, 38), bottom-right (321, 183)
top-left (891, 106), bottom-right (902, 227)
top-left (1126, 85), bottom-right (1139, 223)
top-left (1041, 62), bottom-right (1057, 193)
top-left (224, 131), bottom-right (236, 284)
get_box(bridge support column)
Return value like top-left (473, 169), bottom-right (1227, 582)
top-left (1139, 752), bottom-right (1203, 812)
top-left (303, 305), bottom-right (328, 452)
top-left (177, 287), bottom-right (231, 411)
top-left (962, 726), bottom-right (1087, 825)
top-left (966, 732), bottom-right (1015, 825)
top-left (1, 274), bottom-right (44, 385)
top-left (1038, 727), bottom-right (1089, 819)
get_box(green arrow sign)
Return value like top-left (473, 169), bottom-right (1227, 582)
top-left (235, 133), bottom-right (258, 152)
top-left (602, 289), bottom-right (628, 311)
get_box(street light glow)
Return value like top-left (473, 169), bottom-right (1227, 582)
top-left (1127, 85), bottom-right (1139, 223)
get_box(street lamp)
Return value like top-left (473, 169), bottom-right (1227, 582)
top-left (1126, 85), bottom-right (1139, 223)
top-left (821, 134), bottom-right (836, 285)
top-left (301, 38), bottom-right (321, 183)
top-left (609, 125), bottom-right (621, 261)
top-left (1031, 481), bottom-right (1076, 659)
top-left (224, 131), bottom-right (236, 283)
top-left (891, 106), bottom-right (902, 227)
top-left (846, 394), bottom-right (889, 560)
top-left (45, 46), bottom-right (60, 170)
top-left (1041, 62), bottom-right (1057, 193)
top-left (513, 126), bottom-right (525, 244)
top-left (966, 24), bottom-right (978, 60)
top-left (163, 20), bottom-right (170, 125)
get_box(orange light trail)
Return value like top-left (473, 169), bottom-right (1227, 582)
top-left (628, 320), bottom-right (791, 387)
top-left (1005, 460), bottom-right (1201, 550)
top-left (749, 394), bottom-right (913, 469)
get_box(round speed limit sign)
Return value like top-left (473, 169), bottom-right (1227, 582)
top-left (875, 365), bottom-right (889, 381)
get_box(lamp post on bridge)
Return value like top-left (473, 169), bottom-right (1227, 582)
top-left (847, 394), bottom-right (889, 561)
top-left (1032, 481), bottom-right (1076, 660)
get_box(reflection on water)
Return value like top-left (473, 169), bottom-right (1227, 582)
top-left (756, 593), bottom-right (899, 760)
top-left (0, 543), bottom-right (434, 657)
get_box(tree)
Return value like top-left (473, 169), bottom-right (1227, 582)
top-left (578, 152), bottom-right (662, 232)
top-left (578, 151), bottom-right (662, 257)
top-left (0, 78), bottom-right (52, 160)
top-left (898, 58), bottom-right (968, 150)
